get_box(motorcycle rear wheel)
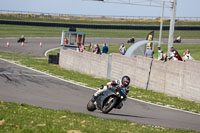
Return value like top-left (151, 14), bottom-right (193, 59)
top-left (87, 100), bottom-right (96, 111)
top-left (102, 96), bottom-right (117, 114)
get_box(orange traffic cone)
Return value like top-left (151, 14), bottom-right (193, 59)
top-left (40, 42), bottom-right (42, 47)
top-left (21, 42), bottom-right (24, 47)
top-left (6, 42), bottom-right (9, 47)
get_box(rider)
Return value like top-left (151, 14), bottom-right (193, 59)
top-left (92, 76), bottom-right (130, 108)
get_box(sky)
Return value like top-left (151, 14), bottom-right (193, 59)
top-left (0, 0), bottom-right (200, 18)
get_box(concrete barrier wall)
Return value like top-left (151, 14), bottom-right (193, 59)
top-left (148, 60), bottom-right (200, 102)
top-left (110, 54), bottom-right (152, 89)
top-left (60, 49), bottom-right (109, 78)
top-left (59, 49), bottom-right (200, 102)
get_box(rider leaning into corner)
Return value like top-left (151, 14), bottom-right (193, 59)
top-left (91, 76), bottom-right (130, 109)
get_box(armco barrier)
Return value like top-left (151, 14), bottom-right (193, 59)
top-left (60, 49), bottom-right (200, 102)
top-left (1, 20), bottom-right (200, 30)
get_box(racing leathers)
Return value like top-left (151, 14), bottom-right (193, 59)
top-left (93, 80), bottom-right (129, 109)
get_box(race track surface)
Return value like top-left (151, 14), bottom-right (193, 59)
top-left (0, 37), bottom-right (200, 131)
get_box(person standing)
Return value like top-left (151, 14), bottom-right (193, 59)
top-left (79, 44), bottom-right (85, 52)
top-left (93, 44), bottom-right (101, 54)
top-left (157, 46), bottom-right (163, 60)
top-left (145, 47), bottom-right (154, 59)
top-left (119, 43), bottom-right (127, 55)
top-left (102, 43), bottom-right (109, 54)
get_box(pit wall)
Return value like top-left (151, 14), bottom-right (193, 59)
top-left (59, 49), bottom-right (200, 102)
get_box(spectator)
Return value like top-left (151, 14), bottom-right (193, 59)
top-left (174, 36), bottom-right (181, 43)
top-left (79, 44), bottom-right (85, 52)
top-left (161, 53), bottom-right (168, 62)
top-left (145, 47), bottom-right (154, 59)
top-left (102, 43), bottom-right (109, 54)
top-left (17, 35), bottom-right (25, 43)
top-left (88, 43), bottom-right (93, 52)
top-left (93, 44), bottom-right (101, 54)
top-left (119, 43), bottom-right (127, 55)
top-left (183, 49), bottom-right (194, 61)
top-left (182, 52), bottom-right (186, 61)
top-left (168, 47), bottom-right (182, 61)
top-left (157, 46), bottom-right (163, 60)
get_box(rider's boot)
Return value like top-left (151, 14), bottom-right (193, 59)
top-left (91, 95), bottom-right (98, 103)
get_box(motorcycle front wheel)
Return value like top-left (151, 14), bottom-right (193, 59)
top-left (87, 100), bottom-right (96, 111)
top-left (102, 96), bottom-right (117, 114)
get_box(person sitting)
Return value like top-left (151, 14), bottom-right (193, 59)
top-left (168, 47), bottom-right (182, 61)
top-left (145, 47), bottom-right (154, 59)
top-left (127, 36), bottom-right (135, 43)
top-left (174, 36), bottom-right (181, 43)
top-left (119, 43), bottom-right (127, 55)
top-left (183, 49), bottom-right (194, 61)
top-left (17, 35), bottom-right (25, 43)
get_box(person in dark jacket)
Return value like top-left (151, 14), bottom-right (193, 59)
top-left (93, 44), bottom-right (101, 54)
top-left (102, 43), bottom-right (108, 54)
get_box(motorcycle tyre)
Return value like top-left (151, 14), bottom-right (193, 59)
top-left (102, 96), bottom-right (117, 114)
top-left (87, 100), bottom-right (96, 111)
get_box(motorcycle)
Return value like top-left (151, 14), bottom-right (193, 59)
top-left (87, 86), bottom-right (127, 114)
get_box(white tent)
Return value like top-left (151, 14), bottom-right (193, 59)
top-left (125, 40), bottom-right (157, 57)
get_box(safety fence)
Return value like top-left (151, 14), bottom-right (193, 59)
top-left (1, 10), bottom-right (200, 21)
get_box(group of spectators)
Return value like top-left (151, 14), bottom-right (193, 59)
top-left (83, 43), bottom-right (127, 55)
top-left (77, 42), bottom-right (194, 62)
top-left (146, 46), bottom-right (194, 62)
top-left (87, 43), bottom-right (109, 54)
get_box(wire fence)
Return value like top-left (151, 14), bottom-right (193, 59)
top-left (0, 9), bottom-right (200, 21)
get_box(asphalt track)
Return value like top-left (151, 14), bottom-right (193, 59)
top-left (0, 37), bottom-right (200, 131)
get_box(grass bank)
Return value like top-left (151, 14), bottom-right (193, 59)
top-left (0, 51), bottom-right (200, 114)
top-left (1, 24), bottom-right (200, 39)
top-left (1, 102), bottom-right (197, 133)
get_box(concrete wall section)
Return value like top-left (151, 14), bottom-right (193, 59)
top-left (164, 61), bottom-right (185, 98)
top-left (148, 60), bottom-right (166, 93)
top-left (134, 56), bottom-right (152, 89)
top-left (110, 54), bottom-right (138, 86)
top-left (181, 60), bottom-right (200, 102)
top-left (60, 49), bottom-right (109, 78)
top-left (59, 49), bottom-right (200, 102)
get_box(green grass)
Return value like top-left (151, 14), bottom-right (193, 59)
top-left (1, 102), bottom-right (197, 133)
top-left (1, 24), bottom-right (200, 39)
top-left (1, 14), bottom-right (200, 26)
top-left (0, 51), bottom-right (200, 114)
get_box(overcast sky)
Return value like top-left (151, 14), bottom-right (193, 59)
top-left (0, 0), bottom-right (199, 18)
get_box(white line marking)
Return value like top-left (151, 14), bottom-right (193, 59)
top-left (0, 57), bottom-right (200, 116)
top-left (44, 47), bottom-right (61, 57)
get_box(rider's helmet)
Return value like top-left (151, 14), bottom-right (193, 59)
top-left (121, 76), bottom-right (130, 87)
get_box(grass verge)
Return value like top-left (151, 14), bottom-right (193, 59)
top-left (1, 102), bottom-right (197, 133)
top-left (1, 24), bottom-right (200, 39)
top-left (0, 51), bottom-right (200, 114)
top-left (1, 14), bottom-right (200, 26)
